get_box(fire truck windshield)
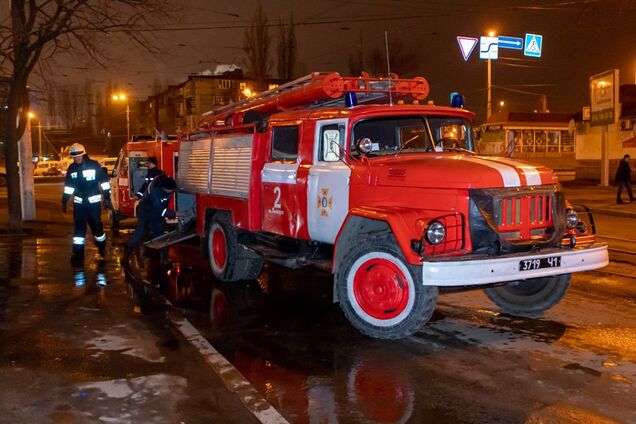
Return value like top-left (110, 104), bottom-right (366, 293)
top-left (352, 116), bottom-right (473, 157)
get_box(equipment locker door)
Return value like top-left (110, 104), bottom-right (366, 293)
top-left (307, 119), bottom-right (351, 243)
top-left (261, 124), bottom-right (301, 237)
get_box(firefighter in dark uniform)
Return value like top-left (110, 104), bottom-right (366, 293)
top-left (62, 143), bottom-right (112, 264)
top-left (135, 157), bottom-right (164, 198)
top-left (125, 175), bottom-right (177, 257)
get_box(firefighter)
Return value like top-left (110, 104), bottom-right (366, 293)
top-left (124, 175), bottom-right (177, 258)
top-left (135, 156), bottom-right (164, 198)
top-left (61, 143), bottom-right (112, 264)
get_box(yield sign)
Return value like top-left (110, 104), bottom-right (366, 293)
top-left (457, 36), bottom-right (478, 61)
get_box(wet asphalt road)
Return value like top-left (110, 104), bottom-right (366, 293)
top-left (3, 181), bottom-right (636, 423)
top-left (141, 240), bottom-right (636, 424)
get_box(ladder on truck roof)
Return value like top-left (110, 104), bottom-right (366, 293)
top-left (198, 72), bottom-right (430, 130)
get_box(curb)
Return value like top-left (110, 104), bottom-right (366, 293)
top-left (128, 273), bottom-right (289, 424)
top-left (590, 208), bottom-right (636, 219)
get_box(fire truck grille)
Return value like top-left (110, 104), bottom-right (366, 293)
top-left (495, 194), bottom-right (553, 239)
top-left (469, 186), bottom-right (565, 254)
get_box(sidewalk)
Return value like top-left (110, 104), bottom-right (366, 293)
top-left (0, 202), bottom-right (262, 423)
top-left (561, 181), bottom-right (636, 219)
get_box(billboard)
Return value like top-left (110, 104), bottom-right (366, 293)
top-left (589, 69), bottom-right (619, 127)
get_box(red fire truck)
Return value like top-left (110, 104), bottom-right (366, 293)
top-left (110, 135), bottom-right (179, 227)
top-left (171, 72), bottom-right (608, 339)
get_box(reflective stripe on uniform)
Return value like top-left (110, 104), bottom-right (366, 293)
top-left (161, 208), bottom-right (167, 217)
top-left (64, 186), bottom-right (75, 194)
top-left (88, 194), bottom-right (102, 203)
top-left (82, 169), bottom-right (96, 181)
top-left (100, 181), bottom-right (111, 190)
top-left (73, 237), bottom-right (85, 245)
top-left (136, 191), bottom-right (144, 197)
top-left (70, 172), bottom-right (77, 179)
top-left (94, 233), bottom-right (106, 242)
top-left (74, 197), bottom-right (83, 204)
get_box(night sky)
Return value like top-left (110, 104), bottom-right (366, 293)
top-left (9, 0), bottom-right (636, 123)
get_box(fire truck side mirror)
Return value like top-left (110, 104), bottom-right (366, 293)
top-left (356, 138), bottom-right (373, 155)
top-left (323, 129), bottom-right (341, 162)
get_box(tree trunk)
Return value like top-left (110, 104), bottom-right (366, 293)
top-left (3, 75), bottom-right (27, 232)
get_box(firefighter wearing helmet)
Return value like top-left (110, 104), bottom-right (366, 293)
top-left (61, 143), bottom-right (112, 264)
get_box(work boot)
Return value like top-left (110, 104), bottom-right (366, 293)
top-left (98, 244), bottom-right (107, 258)
top-left (617, 200), bottom-right (626, 204)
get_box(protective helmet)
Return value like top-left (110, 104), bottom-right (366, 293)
top-left (69, 143), bottom-right (86, 157)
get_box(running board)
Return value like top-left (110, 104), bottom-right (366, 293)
top-left (144, 227), bottom-right (197, 249)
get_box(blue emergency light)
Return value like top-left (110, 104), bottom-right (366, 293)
top-left (345, 92), bottom-right (358, 107)
top-left (450, 92), bottom-right (465, 108)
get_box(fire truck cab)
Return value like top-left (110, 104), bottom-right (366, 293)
top-left (110, 135), bottom-right (179, 227)
top-left (174, 72), bottom-right (609, 339)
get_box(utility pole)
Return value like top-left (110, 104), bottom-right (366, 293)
top-left (487, 58), bottom-right (492, 120)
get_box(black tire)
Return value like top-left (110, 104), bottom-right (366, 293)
top-left (335, 232), bottom-right (438, 340)
top-left (207, 212), bottom-right (264, 282)
top-left (0, 174), bottom-right (6, 187)
top-left (484, 274), bottom-right (571, 316)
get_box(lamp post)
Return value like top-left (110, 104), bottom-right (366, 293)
top-left (112, 93), bottom-right (130, 142)
top-left (486, 30), bottom-right (496, 120)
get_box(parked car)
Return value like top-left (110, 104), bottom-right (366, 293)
top-left (33, 161), bottom-right (63, 176)
top-left (100, 157), bottom-right (118, 175)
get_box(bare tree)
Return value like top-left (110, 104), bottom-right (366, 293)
top-left (276, 15), bottom-right (297, 81)
top-left (347, 33), bottom-right (365, 77)
top-left (243, 4), bottom-right (271, 92)
top-left (0, 0), bottom-right (170, 231)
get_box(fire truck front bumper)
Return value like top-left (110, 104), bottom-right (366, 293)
top-left (421, 243), bottom-right (609, 287)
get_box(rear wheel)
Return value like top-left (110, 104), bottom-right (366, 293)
top-left (207, 213), bottom-right (263, 282)
top-left (335, 232), bottom-right (437, 339)
top-left (484, 274), bottom-right (571, 316)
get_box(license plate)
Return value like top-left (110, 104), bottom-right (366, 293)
top-left (519, 256), bottom-right (561, 271)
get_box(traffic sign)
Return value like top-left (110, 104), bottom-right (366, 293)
top-left (479, 36), bottom-right (498, 60)
top-left (456, 36), bottom-right (478, 61)
top-left (498, 36), bottom-right (523, 50)
top-left (524, 33), bottom-right (543, 57)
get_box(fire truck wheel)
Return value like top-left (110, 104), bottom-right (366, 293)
top-left (207, 213), bottom-right (264, 282)
top-left (484, 273), bottom-right (571, 316)
top-left (336, 234), bottom-right (437, 339)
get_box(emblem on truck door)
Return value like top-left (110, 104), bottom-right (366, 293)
top-left (317, 188), bottom-right (333, 217)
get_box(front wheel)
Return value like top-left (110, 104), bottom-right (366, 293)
top-left (484, 274), bottom-right (571, 316)
top-left (335, 233), bottom-right (438, 340)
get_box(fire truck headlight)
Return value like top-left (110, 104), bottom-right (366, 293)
top-left (566, 209), bottom-right (580, 229)
top-left (425, 221), bottom-right (446, 245)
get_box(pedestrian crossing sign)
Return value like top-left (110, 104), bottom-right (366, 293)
top-left (524, 33), bottom-right (543, 58)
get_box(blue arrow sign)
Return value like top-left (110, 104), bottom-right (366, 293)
top-left (498, 36), bottom-right (523, 50)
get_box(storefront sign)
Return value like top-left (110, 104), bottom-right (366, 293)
top-left (589, 69), bottom-right (619, 127)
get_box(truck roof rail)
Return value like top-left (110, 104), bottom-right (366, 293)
top-left (197, 72), bottom-right (430, 131)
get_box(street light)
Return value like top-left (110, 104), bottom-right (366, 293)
top-left (112, 92), bottom-right (130, 142)
top-left (486, 30), bottom-right (497, 120)
top-left (27, 112), bottom-right (44, 161)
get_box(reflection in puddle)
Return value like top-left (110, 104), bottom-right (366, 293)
top-left (148, 246), bottom-right (419, 424)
